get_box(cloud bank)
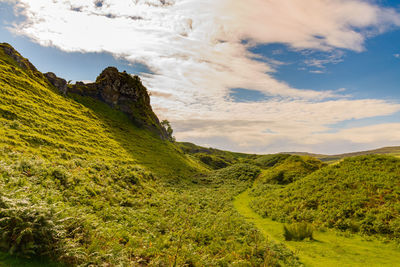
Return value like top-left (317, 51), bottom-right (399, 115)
top-left (3, 0), bottom-right (400, 153)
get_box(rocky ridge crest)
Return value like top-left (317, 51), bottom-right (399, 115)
top-left (45, 67), bottom-right (168, 140)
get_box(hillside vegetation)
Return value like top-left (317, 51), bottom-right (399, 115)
top-left (255, 155), bottom-right (326, 185)
top-left (0, 43), bottom-right (302, 265)
top-left (178, 142), bottom-right (257, 169)
top-left (288, 146), bottom-right (400, 162)
top-left (0, 42), bottom-right (200, 179)
top-left (250, 155), bottom-right (400, 239)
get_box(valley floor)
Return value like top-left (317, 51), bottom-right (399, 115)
top-left (234, 189), bottom-right (400, 267)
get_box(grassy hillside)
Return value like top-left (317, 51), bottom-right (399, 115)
top-left (0, 43), bottom-right (302, 265)
top-left (0, 42), bottom-right (202, 179)
top-left (250, 155), bottom-right (400, 239)
top-left (177, 142), bottom-right (257, 169)
top-left (255, 155), bottom-right (326, 185)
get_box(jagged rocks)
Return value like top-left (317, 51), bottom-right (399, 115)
top-left (44, 72), bottom-right (68, 94)
top-left (45, 67), bottom-right (168, 140)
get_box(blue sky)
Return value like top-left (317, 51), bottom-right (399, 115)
top-left (1, 0), bottom-right (400, 154)
top-left (0, 2), bottom-right (144, 81)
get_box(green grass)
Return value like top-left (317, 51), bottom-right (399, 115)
top-left (234, 189), bottom-right (400, 267)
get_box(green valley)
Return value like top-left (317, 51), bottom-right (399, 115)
top-left (1, 42), bottom-right (399, 266)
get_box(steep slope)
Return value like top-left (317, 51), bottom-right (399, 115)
top-left (0, 42), bottom-right (200, 178)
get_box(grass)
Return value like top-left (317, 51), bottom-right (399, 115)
top-left (234, 189), bottom-right (400, 267)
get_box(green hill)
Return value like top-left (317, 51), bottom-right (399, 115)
top-left (255, 155), bottom-right (326, 185)
top-left (0, 43), bottom-right (300, 266)
top-left (177, 142), bottom-right (257, 169)
top-left (250, 155), bottom-right (400, 239)
top-left (286, 146), bottom-right (400, 162)
top-left (0, 42), bottom-right (203, 179)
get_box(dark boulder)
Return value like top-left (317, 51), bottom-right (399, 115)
top-left (44, 72), bottom-right (68, 94)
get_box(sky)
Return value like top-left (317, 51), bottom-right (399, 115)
top-left (0, 0), bottom-right (399, 154)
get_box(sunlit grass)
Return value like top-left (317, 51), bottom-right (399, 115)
top-left (234, 190), bottom-right (400, 267)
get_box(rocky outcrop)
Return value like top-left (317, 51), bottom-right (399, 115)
top-left (0, 43), bottom-right (38, 73)
top-left (45, 67), bottom-right (169, 140)
top-left (44, 72), bottom-right (68, 94)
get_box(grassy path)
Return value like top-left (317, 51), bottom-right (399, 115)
top-left (234, 189), bottom-right (400, 267)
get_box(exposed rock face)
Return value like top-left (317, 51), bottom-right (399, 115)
top-left (44, 72), bottom-right (68, 94)
top-left (46, 67), bottom-right (168, 140)
top-left (0, 43), bottom-right (38, 73)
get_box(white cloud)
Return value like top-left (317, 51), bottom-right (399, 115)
top-left (395, 54), bottom-right (400, 58)
top-left (2, 0), bottom-right (400, 153)
top-left (309, 70), bottom-right (325, 74)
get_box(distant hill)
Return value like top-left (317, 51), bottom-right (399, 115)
top-left (284, 146), bottom-right (400, 162)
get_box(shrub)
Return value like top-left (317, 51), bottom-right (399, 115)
top-left (50, 166), bottom-right (69, 186)
top-left (211, 163), bottom-right (261, 182)
top-left (283, 222), bottom-right (313, 241)
top-left (0, 196), bottom-right (64, 257)
top-left (196, 153), bottom-right (229, 170)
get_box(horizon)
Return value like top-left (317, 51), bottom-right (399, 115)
top-left (1, 0), bottom-right (399, 154)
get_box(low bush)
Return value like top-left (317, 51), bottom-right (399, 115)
top-left (0, 196), bottom-right (63, 257)
top-left (283, 222), bottom-right (313, 241)
top-left (196, 153), bottom-right (229, 169)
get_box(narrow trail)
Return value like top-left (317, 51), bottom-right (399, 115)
top-left (233, 188), bottom-right (400, 267)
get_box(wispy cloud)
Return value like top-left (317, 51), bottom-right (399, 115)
top-left (2, 0), bottom-right (400, 153)
top-left (309, 70), bottom-right (325, 74)
top-left (395, 54), bottom-right (400, 58)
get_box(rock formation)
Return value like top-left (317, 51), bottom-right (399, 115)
top-left (44, 72), bottom-right (68, 94)
top-left (45, 67), bottom-right (168, 140)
